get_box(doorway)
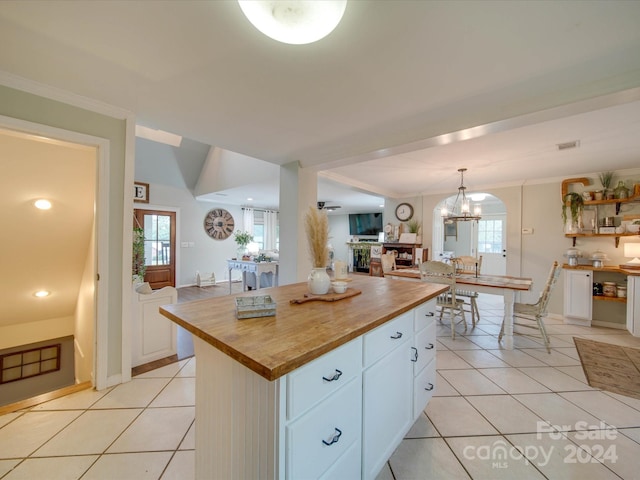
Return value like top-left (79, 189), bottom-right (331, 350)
top-left (134, 209), bottom-right (176, 289)
top-left (433, 194), bottom-right (507, 275)
top-left (0, 115), bottom-right (109, 400)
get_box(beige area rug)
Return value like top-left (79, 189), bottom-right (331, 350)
top-left (573, 337), bottom-right (640, 401)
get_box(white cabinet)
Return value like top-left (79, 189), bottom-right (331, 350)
top-left (362, 300), bottom-right (437, 480)
top-left (412, 299), bottom-right (437, 419)
top-left (362, 332), bottom-right (412, 479)
top-left (287, 376), bottom-right (362, 479)
top-left (131, 285), bottom-right (177, 367)
top-left (191, 298), bottom-right (438, 480)
top-left (563, 269), bottom-right (592, 324)
top-left (627, 276), bottom-right (640, 336)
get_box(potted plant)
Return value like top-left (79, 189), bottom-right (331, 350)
top-left (132, 226), bottom-right (146, 283)
top-left (599, 171), bottom-right (614, 199)
top-left (234, 230), bottom-right (254, 257)
top-left (406, 219), bottom-right (422, 243)
top-left (304, 206), bottom-right (331, 294)
top-left (562, 192), bottom-right (584, 232)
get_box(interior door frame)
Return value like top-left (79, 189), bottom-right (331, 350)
top-left (133, 204), bottom-right (181, 288)
top-left (0, 114), bottom-right (110, 391)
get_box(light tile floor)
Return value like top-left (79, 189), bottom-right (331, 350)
top-left (2, 294), bottom-right (640, 479)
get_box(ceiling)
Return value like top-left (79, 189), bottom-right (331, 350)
top-left (0, 129), bottom-right (96, 328)
top-left (1, 1), bottom-right (640, 212)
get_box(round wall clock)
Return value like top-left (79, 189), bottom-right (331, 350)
top-left (204, 208), bottom-right (235, 240)
top-left (395, 203), bottom-right (413, 221)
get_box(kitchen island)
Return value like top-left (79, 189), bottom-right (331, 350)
top-left (160, 275), bottom-right (447, 479)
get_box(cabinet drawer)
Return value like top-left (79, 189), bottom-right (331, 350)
top-left (287, 337), bottom-right (362, 420)
top-left (363, 311), bottom-right (413, 367)
top-left (287, 376), bottom-right (362, 480)
top-left (319, 440), bottom-right (361, 480)
top-left (414, 299), bottom-right (437, 332)
top-left (413, 358), bottom-right (436, 420)
top-left (412, 322), bottom-right (436, 375)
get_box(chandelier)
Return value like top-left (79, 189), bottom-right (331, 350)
top-left (441, 168), bottom-right (482, 223)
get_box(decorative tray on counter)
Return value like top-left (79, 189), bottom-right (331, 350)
top-left (289, 289), bottom-right (362, 304)
top-left (235, 295), bottom-right (276, 319)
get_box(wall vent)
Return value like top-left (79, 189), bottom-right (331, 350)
top-left (557, 140), bottom-right (580, 150)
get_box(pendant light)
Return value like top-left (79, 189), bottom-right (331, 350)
top-left (441, 168), bottom-right (482, 223)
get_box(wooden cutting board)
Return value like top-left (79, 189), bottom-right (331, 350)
top-left (289, 288), bottom-right (362, 304)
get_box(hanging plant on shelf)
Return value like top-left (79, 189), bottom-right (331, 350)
top-left (561, 192), bottom-right (584, 231)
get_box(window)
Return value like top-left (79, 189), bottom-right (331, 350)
top-left (478, 219), bottom-right (503, 254)
top-left (1, 344), bottom-right (61, 384)
top-left (143, 213), bottom-right (171, 266)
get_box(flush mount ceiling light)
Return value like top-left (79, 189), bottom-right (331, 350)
top-left (34, 199), bottom-right (52, 210)
top-left (34, 290), bottom-right (50, 298)
top-left (441, 168), bottom-right (482, 223)
top-left (238, 0), bottom-right (347, 45)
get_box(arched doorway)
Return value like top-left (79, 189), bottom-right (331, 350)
top-left (432, 193), bottom-right (507, 275)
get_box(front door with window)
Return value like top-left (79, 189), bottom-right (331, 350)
top-left (476, 216), bottom-right (506, 275)
top-left (134, 209), bottom-right (176, 289)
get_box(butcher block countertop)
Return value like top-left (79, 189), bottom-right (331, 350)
top-left (160, 275), bottom-right (447, 381)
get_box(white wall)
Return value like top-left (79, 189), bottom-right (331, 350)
top-left (143, 183), bottom-right (246, 287)
top-left (328, 215), bottom-right (351, 267)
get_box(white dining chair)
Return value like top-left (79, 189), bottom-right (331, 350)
top-left (499, 261), bottom-right (561, 353)
top-left (451, 255), bottom-right (482, 327)
top-left (419, 261), bottom-right (467, 339)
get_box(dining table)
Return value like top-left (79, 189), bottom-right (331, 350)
top-left (384, 268), bottom-right (533, 349)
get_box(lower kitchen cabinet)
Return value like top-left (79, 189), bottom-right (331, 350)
top-left (563, 268), bottom-right (592, 324)
top-left (191, 297), bottom-right (438, 479)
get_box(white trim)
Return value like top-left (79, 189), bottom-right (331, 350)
top-left (0, 114), bottom-right (110, 391)
top-left (0, 70), bottom-right (132, 120)
top-left (106, 373), bottom-right (123, 388)
top-left (121, 118), bottom-right (136, 384)
top-left (591, 320), bottom-right (626, 330)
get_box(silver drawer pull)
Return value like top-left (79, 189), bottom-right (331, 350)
top-left (322, 427), bottom-right (342, 446)
top-left (425, 343), bottom-right (434, 350)
top-left (425, 383), bottom-right (434, 391)
top-left (322, 369), bottom-right (342, 382)
top-left (390, 331), bottom-right (403, 340)
top-left (411, 347), bottom-right (418, 362)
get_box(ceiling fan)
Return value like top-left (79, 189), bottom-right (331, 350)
top-left (317, 201), bottom-right (341, 212)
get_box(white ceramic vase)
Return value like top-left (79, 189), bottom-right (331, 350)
top-left (308, 267), bottom-right (330, 295)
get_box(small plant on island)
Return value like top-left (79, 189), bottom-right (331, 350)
top-left (304, 206), bottom-right (330, 268)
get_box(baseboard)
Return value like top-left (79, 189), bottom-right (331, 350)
top-left (106, 373), bottom-right (123, 388)
top-left (563, 317), bottom-right (591, 327)
top-left (591, 320), bottom-right (627, 330)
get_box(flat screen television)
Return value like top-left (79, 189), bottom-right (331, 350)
top-left (349, 213), bottom-right (383, 236)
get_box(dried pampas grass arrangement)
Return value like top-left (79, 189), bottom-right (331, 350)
top-left (304, 206), bottom-right (330, 268)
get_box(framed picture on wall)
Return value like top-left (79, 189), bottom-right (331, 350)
top-left (134, 182), bottom-right (149, 203)
top-left (444, 222), bottom-right (457, 239)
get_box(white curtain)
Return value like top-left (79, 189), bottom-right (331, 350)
top-left (264, 210), bottom-right (278, 251)
top-left (242, 208), bottom-right (254, 234)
